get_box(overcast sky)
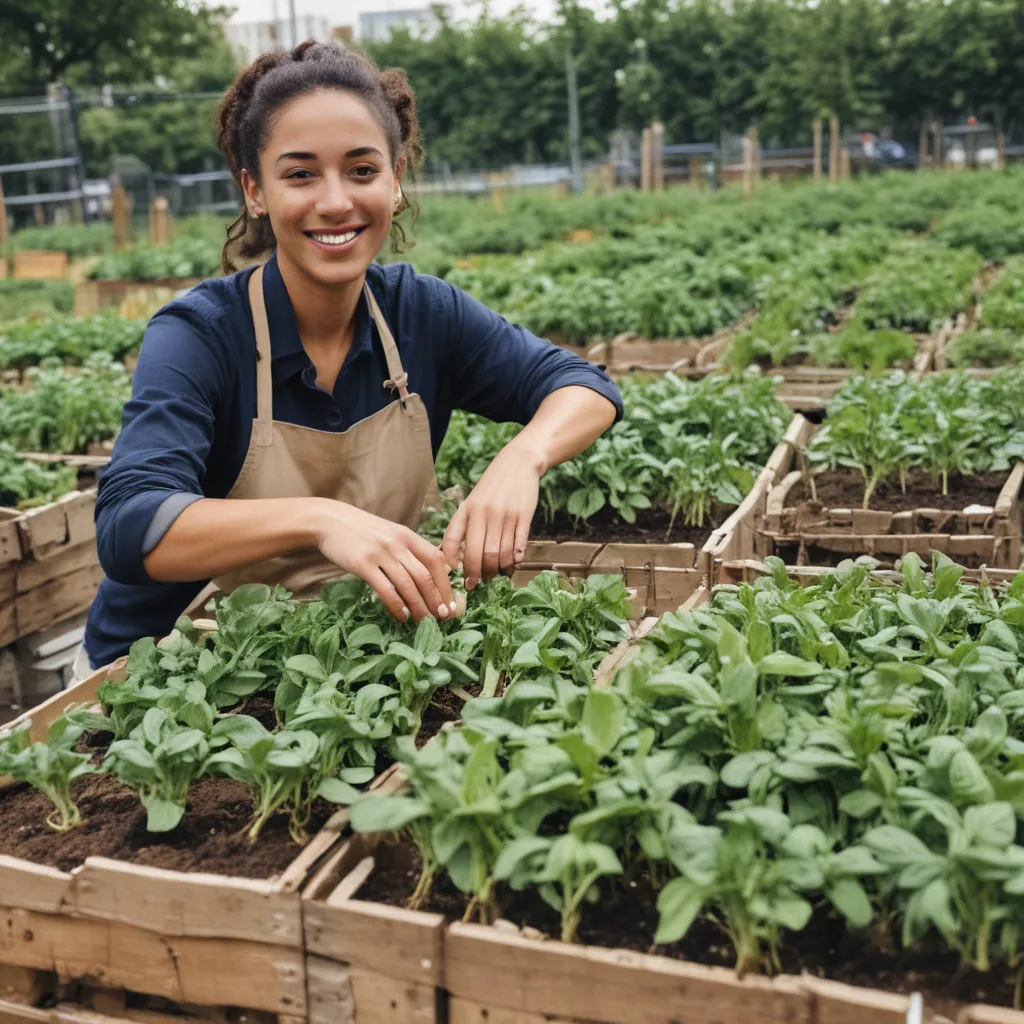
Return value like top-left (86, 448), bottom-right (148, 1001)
top-left (214, 0), bottom-right (564, 29)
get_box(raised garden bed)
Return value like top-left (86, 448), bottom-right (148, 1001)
top-left (11, 251), bottom-right (70, 281)
top-left (0, 490), bottom-right (101, 647)
top-left (73, 277), bottom-right (204, 319)
top-left (308, 557), bottom-right (1024, 1024)
top-left (759, 429), bottom-right (1023, 570)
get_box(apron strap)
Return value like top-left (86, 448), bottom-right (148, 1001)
top-left (363, 282), bottom-right (411, 407)
top-left (247, 265), bottom-right (275, 447)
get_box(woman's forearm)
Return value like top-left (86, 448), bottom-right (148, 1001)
top-left (142, 495), bottom-right (456, 624)
top-left (142, 497), bottom-right (327, 582)
top-left (503, 385), bottom-right (618, 474)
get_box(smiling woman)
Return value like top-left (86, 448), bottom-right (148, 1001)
top-left (80, 42), bottom-right (622, 672)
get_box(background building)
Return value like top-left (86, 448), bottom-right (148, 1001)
top-left (357, 7), bottom-right (445, 42)
top-left (223, 13), bottom-right (333, 62)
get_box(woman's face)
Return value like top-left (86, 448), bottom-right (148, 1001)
top-left (243, 89), bottom-right (400, 287)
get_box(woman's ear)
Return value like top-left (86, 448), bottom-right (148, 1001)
top-left (240, 169), bottom-right (265, 218)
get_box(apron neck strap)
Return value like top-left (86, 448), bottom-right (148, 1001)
top-left (247, 265), bottom-right (275, 447)
top-left (362, 282), bottom-right (411, 405)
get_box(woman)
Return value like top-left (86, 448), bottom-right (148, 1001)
top-left (80, 41), bottom-right (621, 673)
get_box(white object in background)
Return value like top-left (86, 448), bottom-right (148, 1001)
top-left (906, 992), bottom-right (923, 1024)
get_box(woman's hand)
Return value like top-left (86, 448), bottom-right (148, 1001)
top-left (441, 445), bottom-right (544, 590)
top-left (315, 500), bottom-right (456, 622)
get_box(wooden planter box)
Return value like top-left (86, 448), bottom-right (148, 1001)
top-left (0, 662), bottom-right (354, 1023)
top-left (301, 832), bottom-right (1023, 1024)
top-left (0, 491), bottom-right (101, 646)
top-left (517, 539), bottom-right (708, 616)
top-left (74, 277), bottom-right (204, 318)
top-left (756, 417), bottom-right (1024, 570)
top-left (11, 251), bottom-right (69, 281)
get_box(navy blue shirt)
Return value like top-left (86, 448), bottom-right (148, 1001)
top-left (85, 254), bottom-right (622, 667)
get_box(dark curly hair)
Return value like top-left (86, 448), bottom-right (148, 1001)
top-left (216, 40), bottom-right (422, 272)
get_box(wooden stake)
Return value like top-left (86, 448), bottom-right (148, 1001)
top-left (689, 156), bottom-right (703, 189)
top-left (840, 146), bottom-right (851, 181)
top-left (829, 116), bottom-right (840, 184)
top-left (148, 196), bottom-right (171, 246)
top-left (0, 177), bottom-right (8, 247)
top-left (651, 121), bottom-right (664, 191)
top-left (741, 134), bottom-right (754, 200)
top-left (112, 185), bottom-right (131, 250)
top-left (812, 118), bottom-right (823, 182)
top-left (640, 127), bottom-right (653, 191)
top-left (995, 130), bottom-right (1006, 172)
top-left (751, 125), bottom-right (760, 184)
top-left (933, 120), bottom-right (944, 169)
top-left (918, 120), bottom-right (929, 167)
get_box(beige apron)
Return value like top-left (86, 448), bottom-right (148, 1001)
top-left (195, 264), bottom-right (443, 605)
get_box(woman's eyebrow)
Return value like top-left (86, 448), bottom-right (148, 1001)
top-left (275, 146), bottom-right (383, 163)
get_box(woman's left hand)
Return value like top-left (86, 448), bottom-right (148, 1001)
top-left (440, 445), bottom-right (544, 590)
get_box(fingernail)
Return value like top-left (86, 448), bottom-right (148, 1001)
top-left (438, 604), bottom-right (449, 619)
top-left (466, 577), bottom-right (477, 591)
top-left (515, 549), bottom-right (525, 561)
top-left (401, 606), bottom-right (409, 620)
top-left (449, 601), bottom-right (458, 614)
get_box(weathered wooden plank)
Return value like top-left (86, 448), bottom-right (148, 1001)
top-left (0, 906), bottom-right (305, 1016)
top-left (0, 998), bottom-right (49, 1024)
top-left (0, 966), bottom-right (51, 1006)
top-left (443, 923), bottom-right (811, 1024)
top-left (0, 857), bottom-right (71, 913)
top-left (802, 976), bottom-right (909, 1024)
top-left (957, 1006), bottom-right (1024, 1024)
top-left (304, 897), bottom-right (444, 987)
top-left (348, 966), bottom-right (438, 1024)
top-left (307, 955), bottom-right (355, 1024)
top-left (71, 858), bottom-right (302, 947)
top-left (16, 542), bottom-right (98, 595)
top-left (15, 564), bottom-right (103, 640)
top-left (448, 997), bottom-right (572, 1024)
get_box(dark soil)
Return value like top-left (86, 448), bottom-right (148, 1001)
top-left (530, 505), bottom-right (722, 547)
top-left (788, 468), bottom-right (1011, 514)
top-left (357, 840), bottom-right (1017, 1017)
top-left (0, 774), bottom-right (332, 878)
top-left (770, 540), bottom-right (994, 572)
top-left (234, 692), bottom-right (279, 731)
top-left (418, 685), bottom-right (473, 746)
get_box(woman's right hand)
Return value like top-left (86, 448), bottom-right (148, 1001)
top-left (314, 499), bottom-right (456, 623)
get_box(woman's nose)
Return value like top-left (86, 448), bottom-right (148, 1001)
top-left (315, 175), bottom-right (355, 218)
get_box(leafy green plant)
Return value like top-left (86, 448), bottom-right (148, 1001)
top-left (104, 707), bottom-right (209, 831)
top-left (89, 238), bottom-right (219, 281)
top-left (0, 314), bottom-right (144, 372)
top-left (0, 444), bottom-right (77, 509)
top-left (0, 353), bottom-right (131, 454)
top-left (0, 719), bottom-right (96, 830)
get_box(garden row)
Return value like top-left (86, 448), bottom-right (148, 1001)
top-left (0, 555), bottom-right (1021, 1024)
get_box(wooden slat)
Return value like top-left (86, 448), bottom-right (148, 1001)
top-left (957, 1006), bottom-right (1024, 1024)
top-left (72, 858), bottom-right (302, 947)
top-left (304, 898), bottom-right (444, 986)
top-left (0, 857), bottom-right (71, 913)
top-left (443, 923), bottom-right (811, 1024)
top-left (0, 906), bottom-right (305, 1016)
top-left (802, 977), bottom-right (908, 1024)
top-left (348, 966), bottom-right (438, 1024)
top-left (16, 541), bottom-right (98, 595)
top-left (15, 563), bottom-right (104, 640)
top-left (449, 997), bottom-right (572, 1024)
top-left (0, 998), bottom-right (49, 1024)
top-left (307, 955), bottom-right (355, 1024)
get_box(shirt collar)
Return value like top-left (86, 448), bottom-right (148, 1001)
top-left (260, 252), bottom-right (377, 388)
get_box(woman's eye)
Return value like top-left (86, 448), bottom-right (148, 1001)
top-left (287, 169), bottom-right (314, 179)
top-left (352, 166), bottom-right (378, 178)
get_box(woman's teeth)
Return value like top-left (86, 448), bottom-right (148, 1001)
top-left (310, 229), bottom-right (359, 245)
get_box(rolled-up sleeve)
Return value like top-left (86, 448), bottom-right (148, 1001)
top-left (95, 305), bottom-right (228, 585)
top-left (437, 279), bottom-right (623, 424)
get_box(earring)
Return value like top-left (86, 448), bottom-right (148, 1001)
top-left (393, 187), bottom-right (404, 212)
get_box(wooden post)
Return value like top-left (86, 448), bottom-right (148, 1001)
top-left (918, 120), bottom-right (929, 167)
top-left (995, 130), bottom-right (1006, 172)
top-left (751, 126), bottom-right (760, 184)
top-left (0, 176), bottom-right (8, 247)
top-left (689, 156), bottom-right (703, 188)
top-left (600, 162), bottom-right (614, 193)
top-left (933, 121), bottom-right (944, 169)
top-left (741, 134), bottom-right (754, 200)
top-left (651, 122), bottom-right (664, 190)
top-left (149, 196), bottom-right (171, 246)
top-left (112, 184), bottom-right (131, 250)
top-left (839, 147), bottom-right (851, 181)
top-left (640, 127), bottom-right (653, 191)
top-left (828, 116), bottom-right (840, 184)
top-left (812, 118), bottom-right (823, 182)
